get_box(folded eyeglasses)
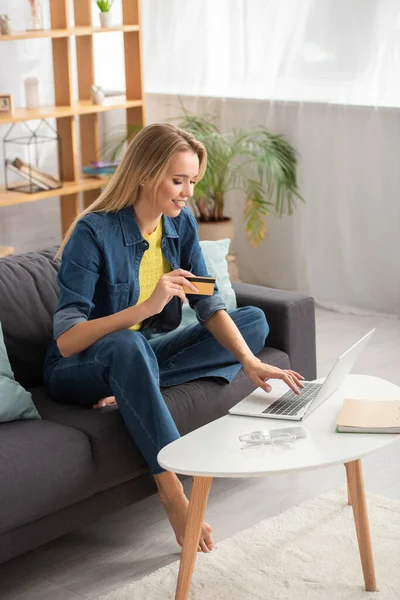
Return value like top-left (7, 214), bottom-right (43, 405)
top-left (238, 429), bottom-right (298, 449)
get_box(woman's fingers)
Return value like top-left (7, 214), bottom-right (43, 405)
top-left (168, 282), bottom-right (188, 304)
top-left (291, 370), bottom-right (305, 380)
top-left (169, 275), bottom-right (198, 293)
top-left (288, 370), bottom-right (305, 385)
top-left (257, 376), bottom-right (272, 393)
top-left (282, 372), bottom-right (301, 394)
top-left (170, 268), bottom-right (193, 278)
top-left (287, 373), bottom-right (305, 389)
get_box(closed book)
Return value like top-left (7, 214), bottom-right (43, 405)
top-left (13, 158), bottom-right (61, 189)
top-left (336, 398), bottom-right (400, 433)
top-left (89, 160), bottom-right (119, 168)
top-left (5, 159), bottom-right (51, 191)
top-left (83, 166), bottom-right (116, 175)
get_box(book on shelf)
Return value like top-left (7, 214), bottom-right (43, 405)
top-left (5, 159), bottom-right (50, 191)
top-left (6, 158), bottom-right (61, 190)
top-left (89, 160), bottom-right (119, 168)
top-left (13, 158), bottom-right (61, 189)
top-left (83, 165), bottom-right (117, 175)
top-left (336, 398), bottom-right (400, 433)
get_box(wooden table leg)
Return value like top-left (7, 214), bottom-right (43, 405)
top-left (175, 476), bottom-right (213, 600)
top-left (345, 459), bottom-right (377, 592)
top-left (344, 462), bottom-right (352, 505)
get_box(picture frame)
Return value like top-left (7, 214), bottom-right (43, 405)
top-left (0, 94), bottom-right (13, 115)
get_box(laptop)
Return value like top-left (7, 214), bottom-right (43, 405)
top-left (229, 329), bottom-right (375, 421)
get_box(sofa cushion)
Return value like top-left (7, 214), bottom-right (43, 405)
top-left (0, 322), bottom-right (41, 422)
top-left (0, 419), bottom-right (97, 534)
top-left (0, 248), bottom-right (59, 388)
top-left (31, 387), bottom-right (147, 493)
top-left (180, 238), bottom-right (237, 329)
top-left (32, 346), bottom-right (289, 491)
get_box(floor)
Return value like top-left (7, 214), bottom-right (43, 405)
top-left (1, 308), bottom-right (400, 600)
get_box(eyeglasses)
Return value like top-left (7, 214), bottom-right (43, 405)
top-left (238, 429), bottom-right (297, 449)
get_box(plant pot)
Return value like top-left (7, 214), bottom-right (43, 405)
top-left (196, 217), bottom-right (234, 247)
top-left (99, 11), bottom-right (112, 27)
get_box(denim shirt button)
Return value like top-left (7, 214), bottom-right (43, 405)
top-left (143, 241), bottom-right (149, 249)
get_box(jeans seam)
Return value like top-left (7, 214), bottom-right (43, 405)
top-left (44, 359), bottom-right (99, 389)
top-left (108, 374), bottom-right (160, 453)
top-left (164, 332), bottom-right (222, 373)
top-left (156, 326), bottom-right (211, 367)
top-left (91, 352), bottom-right (161, 456)
top-left (48, 360), bottom-right (98, 373)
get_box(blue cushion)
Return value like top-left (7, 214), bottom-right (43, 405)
top-left (0, 322), bottom-right (41, 422)
top-left (180, 238), bottom-right (237, 328)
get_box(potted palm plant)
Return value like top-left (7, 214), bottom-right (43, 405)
top-left (175, 112), bottom-right (303, 247)
top-left (105, 110), bottom-right (302, 247)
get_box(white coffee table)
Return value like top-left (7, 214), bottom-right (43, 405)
top-left (158, 374), bottom-right (400, 600)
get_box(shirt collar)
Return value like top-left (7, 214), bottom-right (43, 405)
top-left (118, 207), bottom-right (179, 246)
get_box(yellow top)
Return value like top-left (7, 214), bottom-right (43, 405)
top-left (130, 219), bottom-right (171, 331)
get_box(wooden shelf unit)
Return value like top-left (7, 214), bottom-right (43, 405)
top-left (0, 24), bottom-right (140, 42)
top-left (0, 99), bottom-right (144, 126)
top-left (1, 0), bottom-right (145, 237)
top-left (0, 177), bottom-right (110, 208)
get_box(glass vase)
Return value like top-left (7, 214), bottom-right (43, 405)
top-left (27, 0), bottom-right (43, 31)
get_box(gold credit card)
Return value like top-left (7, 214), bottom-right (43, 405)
top-left (183, 276), bottom-right (216, 296)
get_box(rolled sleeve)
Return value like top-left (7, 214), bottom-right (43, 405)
top-left (54, 219), bottom-right (102, 339)
top-left (194, 293), bottom-right (226, 325)
top-left (54, 308), bottom-right (88, 341)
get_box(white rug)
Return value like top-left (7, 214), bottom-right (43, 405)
top-left (97, 487), bottom-right (400, 600)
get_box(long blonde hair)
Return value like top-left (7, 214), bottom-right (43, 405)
top-left (56, 123), bottom-right (207, 258)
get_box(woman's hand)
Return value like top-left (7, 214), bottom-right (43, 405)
top-left (242, 357), bottom-right (305, 395)
top-left (145, 269), bottom-right (199, 315)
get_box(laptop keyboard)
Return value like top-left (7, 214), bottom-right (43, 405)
top-left (262, 382), bottom-right (322, 416)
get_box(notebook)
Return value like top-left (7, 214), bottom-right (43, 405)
top-left (336, 398), bottom-right (400, 433)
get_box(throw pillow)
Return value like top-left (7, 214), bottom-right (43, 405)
top-left (180, 238), bottom-right (237, 329)
top-left (0, 322), bottom-right (41, 422)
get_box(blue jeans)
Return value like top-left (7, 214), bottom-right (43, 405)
top-left (44, 307), bottom-right (269, 475)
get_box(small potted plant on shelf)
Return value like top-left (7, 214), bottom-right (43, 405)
top-left (97, 0), bottom-right (114, 28)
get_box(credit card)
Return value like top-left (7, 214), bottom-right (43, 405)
top-left (183, 276), bottom-right (216, 296)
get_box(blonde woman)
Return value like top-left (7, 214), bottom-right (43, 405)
top-left (43, 123), bottom-right (304, 553)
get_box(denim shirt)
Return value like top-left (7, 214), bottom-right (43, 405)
top-left (54, 206), bottom-right (226, 340)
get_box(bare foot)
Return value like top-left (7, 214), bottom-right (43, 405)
top-left (160, 492), bottom-right (215, 553)
top-left (93, 396), bottom-right (117, 409)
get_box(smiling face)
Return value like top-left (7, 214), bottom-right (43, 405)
top-left (155, 150), bottom-right (199, 217)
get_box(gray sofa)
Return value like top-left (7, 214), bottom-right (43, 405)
top-left (0, 248), bottom-right (316, 563)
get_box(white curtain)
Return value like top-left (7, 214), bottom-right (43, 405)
top-left (142, 0), bottom-right (400, 108)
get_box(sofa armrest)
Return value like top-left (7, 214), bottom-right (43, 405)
top-left (232, 282), bottom-right (317, 380)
